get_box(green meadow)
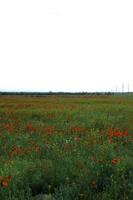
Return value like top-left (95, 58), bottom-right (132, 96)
top-left (0, 95), bottom-right (133, 200)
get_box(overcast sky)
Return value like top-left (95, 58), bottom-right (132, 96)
top-left (0, 0), bottom-right (133, 92)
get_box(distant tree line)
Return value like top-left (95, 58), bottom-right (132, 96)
top-left (0, 91), bottom-right (131, 96)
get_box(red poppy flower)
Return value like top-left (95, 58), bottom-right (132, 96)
top-left (2, 181), bottom-right (8, 187)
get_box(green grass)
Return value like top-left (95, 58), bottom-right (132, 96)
top-left (0, 95), bottom-right (133, 199)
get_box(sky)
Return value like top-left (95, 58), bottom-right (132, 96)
top-left (0, 0), bottom-right (133, 92)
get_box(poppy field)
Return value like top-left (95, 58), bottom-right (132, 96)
top-left (0, 95), bottom-right (133, 200)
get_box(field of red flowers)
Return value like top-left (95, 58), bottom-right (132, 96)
top-left (0, 95), bottom-right (133, 199)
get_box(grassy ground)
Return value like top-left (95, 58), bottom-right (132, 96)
top-left (0, 95), bottom-right (133, 199)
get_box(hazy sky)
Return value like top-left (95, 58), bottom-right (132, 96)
top-left (0, 0), bottom-right (133, 92)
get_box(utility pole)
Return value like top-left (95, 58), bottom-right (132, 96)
top-left (122, 83), bottom-right (124, 95)
top-left (128, 83), bottom-right (129, 93)
top-left (115, 85), bottom-right (117, 95)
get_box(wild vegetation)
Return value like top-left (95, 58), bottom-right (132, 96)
top-left (0, 95), bottom-right (133, 199)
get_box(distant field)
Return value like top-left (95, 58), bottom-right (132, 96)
top-left (0, 95), bottom-right (133, 200)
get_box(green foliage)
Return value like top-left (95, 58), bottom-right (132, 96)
top-left (0, 95), bottom-right (133, 199)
